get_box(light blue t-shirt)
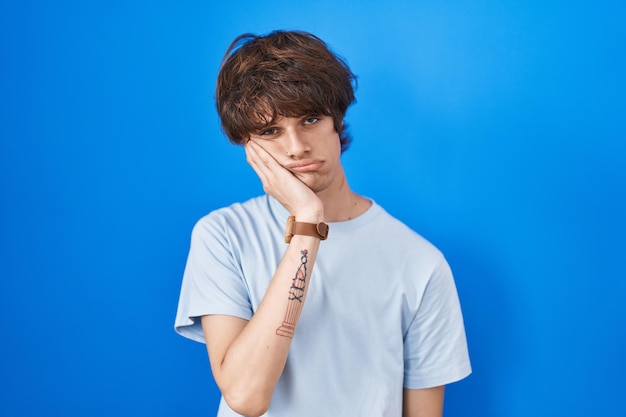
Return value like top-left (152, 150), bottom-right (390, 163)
top-left (175, 195), bottom-right (471, 416)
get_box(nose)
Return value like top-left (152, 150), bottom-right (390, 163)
top-left (285, 126), bottom-right (310, 158)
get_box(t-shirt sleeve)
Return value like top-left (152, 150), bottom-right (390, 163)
top-left (403, 257), bottom-right (472, 388)
top-left (174, 214), bottom-right (253, 343)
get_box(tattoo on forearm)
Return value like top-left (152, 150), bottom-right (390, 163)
top-left (276, 249), bottom-right (309, 338)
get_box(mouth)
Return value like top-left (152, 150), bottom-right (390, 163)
top-left (287, 160), bottom-right (324, 173)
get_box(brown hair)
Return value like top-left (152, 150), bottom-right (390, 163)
top-left (216, 30), bottom-right (357, 152)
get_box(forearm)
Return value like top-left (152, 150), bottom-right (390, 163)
top-left (204, 234), bottom-right (320, 415)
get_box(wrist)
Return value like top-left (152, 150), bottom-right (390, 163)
top-left (284, 215), bottom-right (329, 243)
top-left (293, 215), bottom-right (324, 224)
top-left (292, 210), bottom-right (324, 224)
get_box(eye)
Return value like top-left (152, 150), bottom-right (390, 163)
top-left (259, 127), bottom-right (279, 136)
top-left (303, 117), bottom-right (320, 125)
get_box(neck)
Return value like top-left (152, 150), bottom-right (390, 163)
top-left (316, 166), bottom-right (371, 222)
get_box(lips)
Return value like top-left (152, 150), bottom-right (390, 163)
top-left (286, 159), bottom-right (324, 173)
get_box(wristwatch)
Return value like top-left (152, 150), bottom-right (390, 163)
top-left (284, 215), bottom-right (329, 243)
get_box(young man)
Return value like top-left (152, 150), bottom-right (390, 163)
top-left (175, 30), bottom-right (471, 417)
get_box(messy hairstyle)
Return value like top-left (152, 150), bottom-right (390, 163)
top-left (216, 30), bottom-right (357, 153)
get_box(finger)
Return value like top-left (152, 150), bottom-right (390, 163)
top-left (247, 140), bottom-right (280, 169)
top-left (245, 142), bottom-right (270, 183)
top-left (246, 141), bottom-right (289, 186)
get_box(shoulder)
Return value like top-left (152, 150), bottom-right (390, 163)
top-left (192, 195), bottom-right (274, 235)
top-left (190, 195), bottom-right (284, 255)
top-left (370, 203), bottom-right (444, 262)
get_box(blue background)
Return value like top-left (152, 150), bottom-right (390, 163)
top-left (1, 1), bottom-right (625, 416)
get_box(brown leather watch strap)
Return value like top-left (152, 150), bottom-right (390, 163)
top-left (284, 215), bottom-right (329, 243)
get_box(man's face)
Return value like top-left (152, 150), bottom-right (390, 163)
top-left (248, 115), bottom-right (343, 194)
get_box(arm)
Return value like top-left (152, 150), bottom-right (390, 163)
top-left (403, 386), bottom-right (445, 417)
top-left (201, 140), bottom-right (323, 417)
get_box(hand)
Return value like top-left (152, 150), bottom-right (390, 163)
top-left (245, 140), bottom-right (324, 222)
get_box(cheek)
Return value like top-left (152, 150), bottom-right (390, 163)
top-left (259, 141), bottom-right (287, 160)
top-left (328, 133), bottom-right (342, 154)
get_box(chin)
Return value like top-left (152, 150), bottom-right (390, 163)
top-left (309, 180), bottom-right (333, 194)
top-left (298, 171), bottom-right (335, 194)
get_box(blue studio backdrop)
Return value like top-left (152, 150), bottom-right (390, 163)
top-left (1, 1), bottom-right (625, 416)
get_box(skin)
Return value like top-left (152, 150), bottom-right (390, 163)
top-left (201, 115), bottom-right (444, 417)
top-left (246, 115), bottom-right (367, 222)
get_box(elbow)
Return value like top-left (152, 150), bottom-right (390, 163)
top-left (223, 389), bottom-right (270, 417)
